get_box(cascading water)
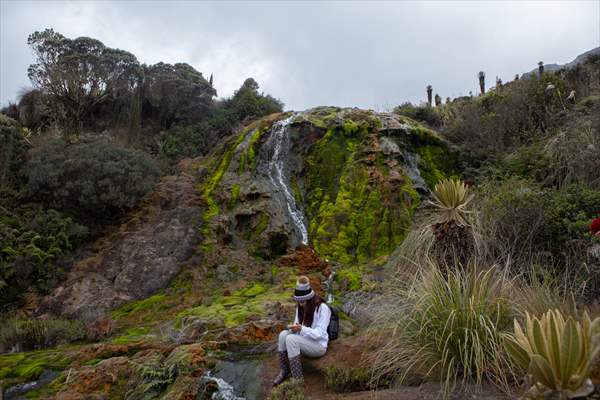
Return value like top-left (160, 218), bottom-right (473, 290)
top-left (201, 372), bottom-right (245, 400)
top-left (267, 116), bottom-right (309, 244)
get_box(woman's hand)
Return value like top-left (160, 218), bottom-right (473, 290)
top-left (290, 324), bottom-right (302, 333)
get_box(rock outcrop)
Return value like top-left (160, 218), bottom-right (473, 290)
top-left (41, 168), bottom-right (204, 317)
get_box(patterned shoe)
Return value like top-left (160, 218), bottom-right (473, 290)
top-left (288, 355), bottom-right (304, 382)
top-left (272, 351), bottom-right (290, 386)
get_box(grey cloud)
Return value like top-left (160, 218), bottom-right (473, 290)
top-left (1, 1), bottom-right (598, 111)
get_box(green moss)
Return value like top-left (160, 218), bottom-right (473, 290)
top-left (0, 350), bottom-right (72, 381)
top-left (237, 124), bottom-right (270, 174)
top-left (309, 162), bottom-right (418, 264)
top-left (111, 293), bottom-right (170, 321)
top-left (228, 184), bottom-right (240, 210)
top-left (291, 179), bottom-right (303, 206)
top-left (336, 267), bottom-right (363, 291)
top-left (111, 327), bottom-right (152, 344)
top-left (200, 131), bottom-right (246, 236)
top-left (176, 283), bottom-right (291, 328)
top-left (407, 126), bottom-right (460, 188)
top-left (253, 212), bottom-right (270, 237)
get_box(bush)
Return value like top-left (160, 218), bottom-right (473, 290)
top-left (1, 205), bottom-right (88, 308)
top-left (0, 317), bottom-right (85, 352)
top-left (27, 140), bottom-right (161, 219)
top-left (269, 380), bottom-right (304, 400)
top-left (0, 124), bottom-right (31, 191)
top-left (476, 178), bottom-right (600, 269)
top-left (394, 102), bottom-right (443, 128)
top-left (371, 265), bottom-right (515, 395)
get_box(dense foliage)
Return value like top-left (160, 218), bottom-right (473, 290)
top-left (27, 140), bottom-right (161, 218)
top-left (0, 205), bottom-right (88, 308)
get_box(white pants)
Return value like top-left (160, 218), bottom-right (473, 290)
top-left (278, 330), bottom-right (327, 358)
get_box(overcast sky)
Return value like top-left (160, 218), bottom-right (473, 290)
top-left (1, 1), bottom-right (599, 111)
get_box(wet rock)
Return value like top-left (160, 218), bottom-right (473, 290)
top-left (216, 264), bottom-right (234, 283)
top-left (165, 343), bottom-right (207, 376)
top-left (56, 356), bottom-right (135, 399)
top-left (279, 245), bottom-right (330, 275)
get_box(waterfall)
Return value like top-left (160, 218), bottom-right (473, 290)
top-left (201, 372), bottom-right (245, 400)
top-left (267, 116), bottom-right (309, 245)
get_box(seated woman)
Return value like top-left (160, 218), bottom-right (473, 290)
top-left (273, 276), bottom-right (331, 386)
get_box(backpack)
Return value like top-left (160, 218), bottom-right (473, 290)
top-left (325, 303), bottom-right (340, 341)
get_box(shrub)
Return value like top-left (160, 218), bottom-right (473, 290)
top-left (394, 102), bottom-right (443, 128)
top-left (371, 264), bottom-right (515, 396)
top-left (0, 317), bottom-right (85, 351)
top-left (504, 309), bottom-right (600, 399)
top-left (475, 179), bottom-right (600, 270)
top-left (544, 120), bottom-right (600, 188)
top-left (0, 205), bottom-right (88, 307)
top-left (27, 140), bottom-right (161, 219)
top-left (269, 380), bottom-right (304, 400)
top-left (0, 124), bottom-right (31, 191)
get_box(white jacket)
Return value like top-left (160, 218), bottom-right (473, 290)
top-left (293, 303), bottom-right (331, 348)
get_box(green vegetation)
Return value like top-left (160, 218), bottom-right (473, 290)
top-left (504, 310), bottom-right (600, 399)
top-left (27, 140), bottom-right (161, 219)
top-left (111, 327), bottom-right (152, 344)
top-left (0, 317), bottom-right (85, 352)
top-left (0, 349), bottom-right (73, 382)
top-left (176, 282), bottom-right (291, 328)
top-left (324, 365), bottom-right (389, 392)
top-left (200, 131), bottom-right (246, 236)
top-left (0, 205), bottom-right (89, 307)
top-left (111, 293), bottom-right (170, 321)
top-left (305, 119), bottom-right (421, 264)
top-left (372, 266), bottom-right (515, 395)
top-left (269, 379), bottom-right (305, 400)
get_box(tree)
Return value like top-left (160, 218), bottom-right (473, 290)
top-left (143, 62), bottom-right (217, 128)
top-left (26, 29), bottom-right (142, 135)
top-left (227, 78), bottom-right (283, 120)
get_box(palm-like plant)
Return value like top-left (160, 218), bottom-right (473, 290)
top-left (478, 71), bottom-right (486, 95)
top-left (504, 309), bottom-right (600, 399)
top-left (428, 178), bottom-right (475, 269)
top-left (426, 85), bottom-right (433, 106)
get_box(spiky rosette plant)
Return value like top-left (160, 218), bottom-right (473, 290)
top-left (427, 178), bottom-right (475, 270)
top-left (504, 309), bottom-right (600, 399)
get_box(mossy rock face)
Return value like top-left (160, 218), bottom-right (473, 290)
top-left (198, 107), bottom-right (456, 267)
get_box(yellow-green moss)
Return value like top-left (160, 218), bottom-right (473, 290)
top-left (408, 126), bottom-right (460, 188)
top-left (111, 293), bottom-right (170, 321)
top-left (228, 184), bottom-right (240, 210)
top-left (111, 327), bottom-right (152, 344)
top-left (200, 131), bottom-right (246, 236)
top-left (176, 282), bottom-right (291, 328)
top-left (0, 349), bottom-right (72, 381)
top-left (253, 212), bottom-right (270, 238)
top-left (336, 267), bottom-right (363, 292)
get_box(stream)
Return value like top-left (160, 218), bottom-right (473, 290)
top-left (200, 346), bottom-right (269, 400)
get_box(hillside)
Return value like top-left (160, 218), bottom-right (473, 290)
top-left (1, 33), bottom-right (600, 400)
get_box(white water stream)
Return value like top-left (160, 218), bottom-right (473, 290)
top-left (202, 371), bottom-right (246, 400)
top-left (267, 116), bottom-right (309, 244)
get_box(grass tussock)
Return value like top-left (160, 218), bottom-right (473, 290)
top-left (370, 262), bottom-right (517, 396)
